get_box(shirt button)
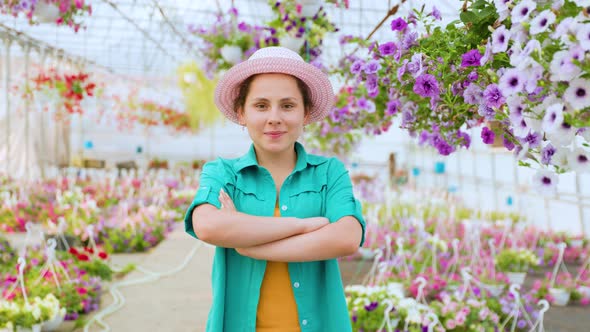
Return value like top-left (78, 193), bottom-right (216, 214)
top-left (302, 319), bottom-right (308, 326)
top-left (281, 205), bottom-right (288, 211)
top-left (293, 282), bottom-right (300, 288)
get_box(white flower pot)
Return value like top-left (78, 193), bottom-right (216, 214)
top-left (279, 35), bottom-right (305, 52)
top-left (299, 0), bottom-right (322, 17)
top-left (358, 247), bottom-right (375, 260)
top-left (506, 272), bottom-right (526, 285)
top-left (549, 288), bottom-right (570, 306)
top-left (577, 285), bottom-right (590, 298)
top-left (17, 324), bottom-right (42, 332)
top-left (42, 311), bottom-right (65, 331)
top-left (484, 283), bottom-right (505, 297)
top-left (220, 45), bottom-right (243, 65)
top-left (34, 2), bottom-right (60, 23)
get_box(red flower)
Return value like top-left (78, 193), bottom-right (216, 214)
top-left (77, 287), bottom-right (88, 295)
top-left (69, 247), bottom-right (79, 255)
top-left (77, 254), bottom-right (90, 261)
top-left (83, 247), bottom-right (94, 254)
top-left (98, 252), bottom-right (108, 260)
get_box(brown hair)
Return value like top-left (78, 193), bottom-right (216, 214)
top-left (233, 74), bottom-right (313, 117)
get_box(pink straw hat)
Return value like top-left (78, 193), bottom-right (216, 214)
top-left (214, 46), bottom-right (335, 125)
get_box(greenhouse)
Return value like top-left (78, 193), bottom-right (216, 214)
top-left (0, 0), bottom-right (589, 331)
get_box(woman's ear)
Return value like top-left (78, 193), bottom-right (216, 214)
top-left (237, 108), bottom-right (245, 126)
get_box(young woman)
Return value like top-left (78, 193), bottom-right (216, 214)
top-left (184, 46), bottom-right (365, 332)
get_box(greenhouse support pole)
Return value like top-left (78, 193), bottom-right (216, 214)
top-left (575, 173), bottom-right (586, 237)
top-left (23, 42), bottom-right (31, 181)
top-left (4, 37), bottom-right (12, 177)
top-left (490, 151), bottom-right (498, 211)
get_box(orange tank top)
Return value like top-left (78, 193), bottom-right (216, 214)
top-left (255, 205), bottom-right (301, 331)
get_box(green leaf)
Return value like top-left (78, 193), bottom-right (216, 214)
top-left (460, 11), bottom-right (478, 25)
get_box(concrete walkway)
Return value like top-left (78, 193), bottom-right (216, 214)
top-left (58, 224), bottom-right (214, 332)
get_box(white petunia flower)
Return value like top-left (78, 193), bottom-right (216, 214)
top-left (576, 23), bottom-right (590, 51)
top-left (550, 50), bottom-right (582, 82)
top-left (512, 0), bottom-right (537, 24)
top-left (551, 0), bottom-right (564, 9)
top-left (532, 169), bottom-right (559, 196)
top-left (492, 25), bottom-right (511, 53)
top-left (552, 17), bottom-right (576, 45)
top-left (547, 121), bottom-right (577, 147)
top-left (530, 10), bottom-right (556, 35)
top-left (568, 148), bottom-right (590, 173)
top-left (564, 78), bottom-right (590, 110)
top-left (499, 68), bottom-right (526, 97)
top-left (493, 0), bottom-right (512, 21)
top-left (542, 103), bottom-right (564, 133)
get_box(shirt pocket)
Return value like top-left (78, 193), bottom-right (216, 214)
top-left (231, 177), bottom-right (266, 216)
top-left (288, 180), bottom-right (327, 218)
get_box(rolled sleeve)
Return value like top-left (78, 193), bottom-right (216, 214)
top-left (325, 158), bottom-right (366, 247)
top-left (183, 160), bottom-right (226, 239)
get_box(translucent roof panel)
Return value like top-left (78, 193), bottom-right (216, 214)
top-left (0, 0), bottom-right (460, 78)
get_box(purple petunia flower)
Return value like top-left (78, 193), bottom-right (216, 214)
top-left (503, 133), bottom-right (515, 151)
top-left (463, 83), bottom-right (483, 105)
top-left (363, 59), bottom-right (381, 74)
top-left (467, 71), bottom-right (478, 82)
top-left (391, 18), bottom-right (408, 31)
top-left (378, 42), bottom-right (397, 56)
top-left (483, 84), bottom-right (505, 108)
top-left (481, 127), bottom-right (495, 144)
top-left (432, 135), bottom-right (454, 155)
top-left (401, 31), bottom-right (418, 50)
top-left (521, 130), bottom-right (542, 148)
top-left (356, 97), bottom-right (368, 109)
top-left (364, 301), bottom-right (379, 311)
top-left (431, 6), bottom-right (442, 20)
top-left (457, 130), bottom-right (471, 148)
top-left (350, 59), bottom-right (364, 75)
top-left (541, 144), bottom-right (556, 165)
top-left (386, 99), bottom-right (401, 116)
top-left (419, 130), bottom-right (431, 145)
top-left (237, 22), bottom-right (250, 32)
top-left (366, 74), bottom-right (379, 93)
top-left (478, 105), bottom-right (496, 121)
top-left (461, 49), bottom-right (483, 67)
top-left (413, 74), bottom-right (440, 98)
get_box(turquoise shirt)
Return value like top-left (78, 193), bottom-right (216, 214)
top-left (184, 142), bottom-right (366, 332)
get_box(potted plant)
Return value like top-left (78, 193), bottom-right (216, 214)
top-left (494, 248), bottom-right (539, 285)
top-left (548, 272), bottom-right (576, 306)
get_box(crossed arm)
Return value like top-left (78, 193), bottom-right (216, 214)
top-left (192, 190), bottom-right (363, 262)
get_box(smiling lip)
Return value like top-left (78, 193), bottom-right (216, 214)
top-left (265, 131), bottom-right (286, 139)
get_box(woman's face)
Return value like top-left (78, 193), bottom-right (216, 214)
top-left (238, 73), bottom-right (308, 155)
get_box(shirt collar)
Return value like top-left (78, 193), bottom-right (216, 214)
top-left (233, 142), bottom-right (320, 173)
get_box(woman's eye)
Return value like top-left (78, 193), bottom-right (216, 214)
top-left (283, 104), bottom-right (294, 109)
top-left (255, 104), bottom-right (267, 110)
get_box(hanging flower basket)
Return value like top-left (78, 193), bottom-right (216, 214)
top-left (549, 287), bottom-right (571, 306)
top-left (33, 1), bottom-right (60, 23)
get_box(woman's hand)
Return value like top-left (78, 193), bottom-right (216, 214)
top-left (218, 189), bottom-right (236, 212)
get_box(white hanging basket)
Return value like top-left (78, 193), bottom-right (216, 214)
top-left (506, 271), bottom-right (526, 285)
top-left (299, 0), bottom-right (322, 17)
top-left (578, 285), bottom-right (590, 298)
top-left (220, 45), bottom-right (243, 65)
top-left (358, 247), bottom-right (375, 260)
top-left (483, 283), bottom-right (505, 297)
top-left (34, 2), bottom-right (60, 23)
top-left (16, 324), bottom-right (42, 332)
top-left (41, 311), bottom-right (65, 332)
top-left (279, 35), bottom-right (305, 52)
top-left (549, 287), bottom-right (571, 306)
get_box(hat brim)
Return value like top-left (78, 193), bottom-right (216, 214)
top-left (214, 57), bottom-right (335, 125)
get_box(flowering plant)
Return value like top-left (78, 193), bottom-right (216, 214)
top-left (0, 236), bottom-right (16, 272)
top-left (266, 0), bottom-right (338, 63)
top-left (67, 246), bottom-right (113, 281)
top-left (189, 7), bottom-right (268, 78)
top-left (1, 0), bottom-right (92, 32)
top-left (32, 69), bottom-right (97, 120)
top-left (430, 293), bottom-right (501, 331)
top-left (494, 248), bottom-right (539, 273)
top-left (472, 0), bottom-right (590, 178)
